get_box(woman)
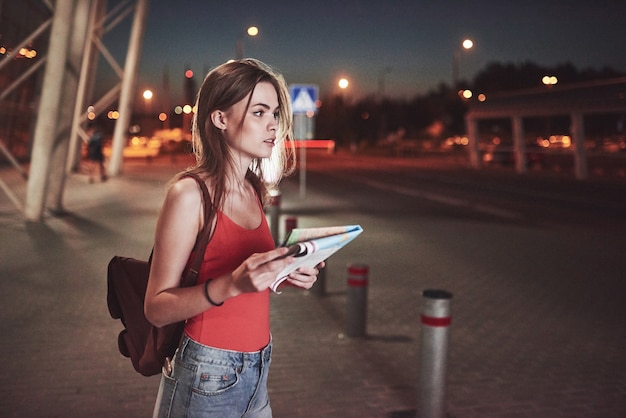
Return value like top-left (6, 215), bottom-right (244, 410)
top-left (145, 59), bottom-right (321, 417)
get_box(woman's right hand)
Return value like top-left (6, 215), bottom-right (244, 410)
top-left (229, 247), bottom-right (295, 294)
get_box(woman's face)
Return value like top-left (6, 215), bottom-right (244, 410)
top-left (223, 81), bottom-right (279, 161)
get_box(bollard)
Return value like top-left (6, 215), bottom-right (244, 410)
top-left (346, 263), bottom-right (368, 338)
top-left (417, 289), bottom-right (453, 418)
top-left (269, 191), bottom-right (281, 245)
top-left (284, 216), bottom-right (297, 242)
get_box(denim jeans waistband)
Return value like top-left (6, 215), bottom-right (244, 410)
top-left (178, 334), bottom-right (272, 369)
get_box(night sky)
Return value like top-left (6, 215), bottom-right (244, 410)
top-left (105, 0), bottom-right (626, 104)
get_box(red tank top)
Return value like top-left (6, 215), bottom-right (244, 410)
top-left (185, 205), bottom-right (275, 352)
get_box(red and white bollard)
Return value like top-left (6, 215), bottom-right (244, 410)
top-left (418, 289), bottom-right (453, 418)
top-left (346, 263), bottom-right (369, 338)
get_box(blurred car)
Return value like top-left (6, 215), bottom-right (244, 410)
top-left (103, 135), bottom-right (161, 158)
top-left (599, 136), bottom-right (626, 153)
top-left (153, 128), bottom-right (192, 153)
top-left (442, 135), bottom-right (469, 151)
top-left (536, 135), bottom-right (571, 150)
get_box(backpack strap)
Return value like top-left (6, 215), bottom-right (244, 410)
top-left (179, 172), bottom-right (214, 288)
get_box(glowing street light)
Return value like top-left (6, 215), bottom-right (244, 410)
top-left (236, 26), bottom-right (259, 59)
top-left (461, 89), bottom-right (473, 99)
top-left (142, 89), bottom-right (153, 114)
top-left (462, 39), bottom-right (474, 50)
top-left (338, 78), bottom-right (349, 89)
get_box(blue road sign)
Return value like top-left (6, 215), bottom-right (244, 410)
top-left (290, 84), bottom-right (318, 114)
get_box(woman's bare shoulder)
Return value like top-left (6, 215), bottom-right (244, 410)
top-left (163, 176), bottom-right (204, 210)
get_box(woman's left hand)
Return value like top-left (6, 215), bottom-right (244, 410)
top-left (284, 261), bottom-right (325, 289)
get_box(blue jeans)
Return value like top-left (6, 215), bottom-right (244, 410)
top-left (153, 334), bottom-right (273, 418)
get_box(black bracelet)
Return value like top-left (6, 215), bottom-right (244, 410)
top-left (203, 280), bottom-right (224, 307)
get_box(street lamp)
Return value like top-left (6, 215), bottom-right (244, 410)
top-left (236, 26), bottom-right (259, 59)
top-left (377, 66), bottom-right (392, 99)
top-left (142, 89), bottom-right (153, 101)
top-left (142, 89), bottom-right (153, 113)
top-left (337, 77), bottom-right (350, 102)
top-left (452, 38), bottom-right (474, 87)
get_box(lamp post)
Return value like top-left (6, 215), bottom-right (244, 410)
top-left (142, 89), bottom-right (153, 111)
top-left (236, 26), bottom-right (259, 59)
top-left (452, 38), bottom-right (474, 88)
top-left (337, 77), bottom-right (356, 151)
top-left (142, 89), bottom-right (153, 134)
top-left (337, 77), bottom-right (350, 104)
top-left (377, 66), bottom-right (392, 99)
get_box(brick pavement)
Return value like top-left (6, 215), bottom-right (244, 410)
top-left (1, 153), bottom-right (625, 417)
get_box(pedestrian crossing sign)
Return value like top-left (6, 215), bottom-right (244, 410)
top-left (290, 84), bottom-right (318, 114)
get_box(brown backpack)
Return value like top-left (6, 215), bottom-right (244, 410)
top-left (106, 173), bottom-right (213, 376)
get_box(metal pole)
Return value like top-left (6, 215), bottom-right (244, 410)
top-left (293, 113), bottom-right (307, 198)
top-left (24, 0), bottom-right (75, 221)
top-left (512, 115), bottom-right (527, 174)
top-left (109, 0), bottom-right (149, 176)
top-left (452, 49), bottom-right (459, 88)
top-left (0, 178), bottom-right (23, 211)
top-left (269, 191), bottom-right (281, 245)
top-left (299, 145), bottom-right (307, 198)
top-left (571, 111), bottom-right (588, 180)
top-left (466, 115), bottom-right (480, 169)
top-left (0, 18), bottom-right (52, 72)
top-left (0, 140), bottom-right (28, 179)
top-left (418, 289), bottom-right (453, 418)
top-left (47, 0), bottom-right (91, 213)
top-left (346, 263), bottom-right (368, 338)
top-left (236, 37), bottom-right (243, 60)
top-left (0, 58), bottom-right (46, 103)
top-left (67, 0), bottom-right (105, 173)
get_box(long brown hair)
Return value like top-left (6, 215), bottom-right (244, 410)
top-left (185, 59), bottom-right (295, 212)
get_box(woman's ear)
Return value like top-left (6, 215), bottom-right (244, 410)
top-left (210, 110), bottom-right (227, 130)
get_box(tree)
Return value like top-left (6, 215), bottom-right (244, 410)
top-left (315, 61), bottom-right (625, 149)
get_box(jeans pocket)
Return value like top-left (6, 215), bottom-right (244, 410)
top-left (194, 363), bottom-right (240, 395)
top-left (153, 372), bottom-right (177, 418)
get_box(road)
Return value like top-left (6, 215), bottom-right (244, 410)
top-left (295, 150), bottom-right (626, 232)
top-left (273, 149), bottom-right (626, 417)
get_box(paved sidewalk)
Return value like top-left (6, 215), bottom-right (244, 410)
top-left (1, 153), bottom-right (625, 417)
